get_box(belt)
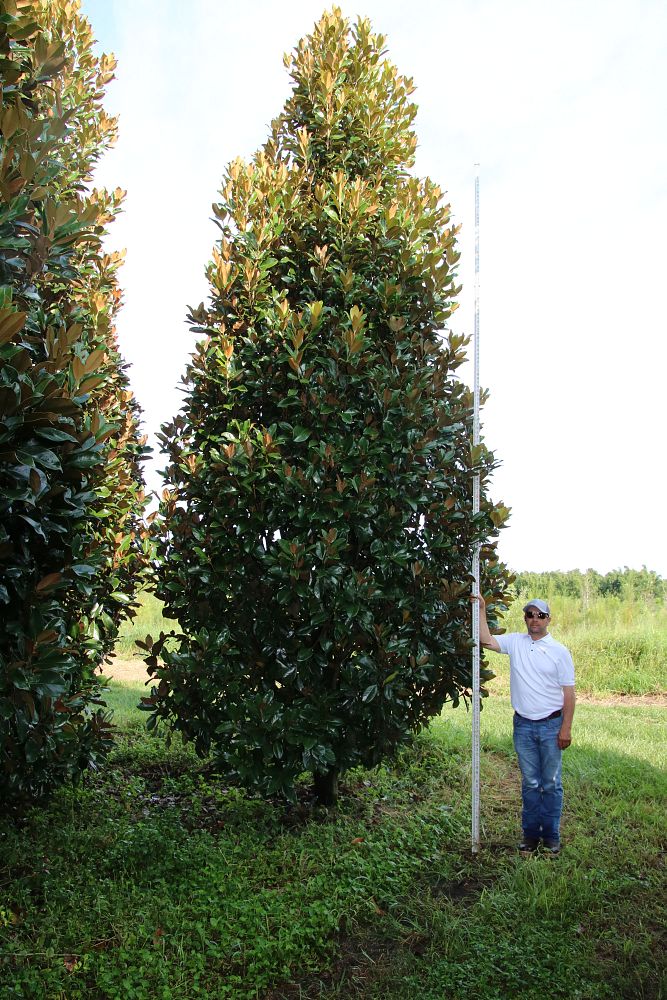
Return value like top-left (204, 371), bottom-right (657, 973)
top-left (514, 709), bottom-right (562, 722)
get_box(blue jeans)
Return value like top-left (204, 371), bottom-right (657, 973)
top-left (512, 713), bottom-right (563, 843)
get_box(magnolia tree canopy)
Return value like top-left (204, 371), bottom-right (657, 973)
top-left (144, 9), bottom-right (512, 804)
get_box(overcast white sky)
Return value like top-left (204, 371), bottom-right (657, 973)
top-left (80, 0), bottom-right (667, 576)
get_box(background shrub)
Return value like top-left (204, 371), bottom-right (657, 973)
top-left (0, 0), bottom-right (150, 803)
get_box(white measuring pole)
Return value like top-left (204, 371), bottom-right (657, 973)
top-left (471, 163), bottom-right (481, 854)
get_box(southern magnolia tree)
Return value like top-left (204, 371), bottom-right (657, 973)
top-left (147, 10), bottom-right (512, 803)
top-left (0, 0), bottom-right (150, 802)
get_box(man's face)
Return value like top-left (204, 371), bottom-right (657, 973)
top-left (524, 606), bottom-right (550, 639)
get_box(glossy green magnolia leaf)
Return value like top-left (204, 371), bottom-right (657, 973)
top-left (32, 448), bottom-right (61, 471)
top-left (15, 449), bottom-right (36, 467)
top-left (70, 564), bottom-right (96, 577)
top-left (35, 426), bottom-right (78, 443)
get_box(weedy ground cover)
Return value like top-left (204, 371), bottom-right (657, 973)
top-left (1, 677), bottom-right (664, 1000)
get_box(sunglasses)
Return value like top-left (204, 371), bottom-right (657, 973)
top-left (524, 611), bottom-right (549, 620)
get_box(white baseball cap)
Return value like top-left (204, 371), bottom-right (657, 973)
top-left (523, 599), bottom-right (550, 615)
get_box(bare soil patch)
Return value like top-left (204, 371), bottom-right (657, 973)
top-left (102, 657), bottom-right (151, 686)
top-left (575, 692), bottom-right (666, 707)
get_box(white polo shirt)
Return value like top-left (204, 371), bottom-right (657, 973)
top-left (496, 632), bottom-right (575, 719)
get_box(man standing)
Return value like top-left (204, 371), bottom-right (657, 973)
top-left (476, 595), bottom-right (576, 855)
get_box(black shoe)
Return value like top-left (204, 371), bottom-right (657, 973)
top-left (518, 838), bottom-right (539, 855)
top-left (542, 839), bottom-right (561, 856)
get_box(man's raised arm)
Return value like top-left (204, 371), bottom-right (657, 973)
top-left (473, 593), bottom-right (502, 653)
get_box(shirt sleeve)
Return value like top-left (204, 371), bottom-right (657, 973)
top-left (557, 647), bottom-right (575, 686)
top-left (496, 633), bottom-right (514, 656)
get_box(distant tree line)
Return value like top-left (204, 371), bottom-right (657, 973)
top-left (513, 568), bottom-right (665, 604)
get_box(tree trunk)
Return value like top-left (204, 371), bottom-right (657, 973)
top-left (312, 767), bottom-right (339, 806)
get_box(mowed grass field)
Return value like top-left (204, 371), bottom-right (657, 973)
top-left (1, 592), bottom-right (665, 999)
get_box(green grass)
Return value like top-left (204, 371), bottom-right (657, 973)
top-left (1, 680), bottom-right (665, 1000)
top-left (487, 624), bottom-right (666, 697)
top-left (3, 590), bottom-right (664, 998)
top-left (114, 592), bottom-right (178, 658)
top-left (101, 679), bottom-right (151, 730)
